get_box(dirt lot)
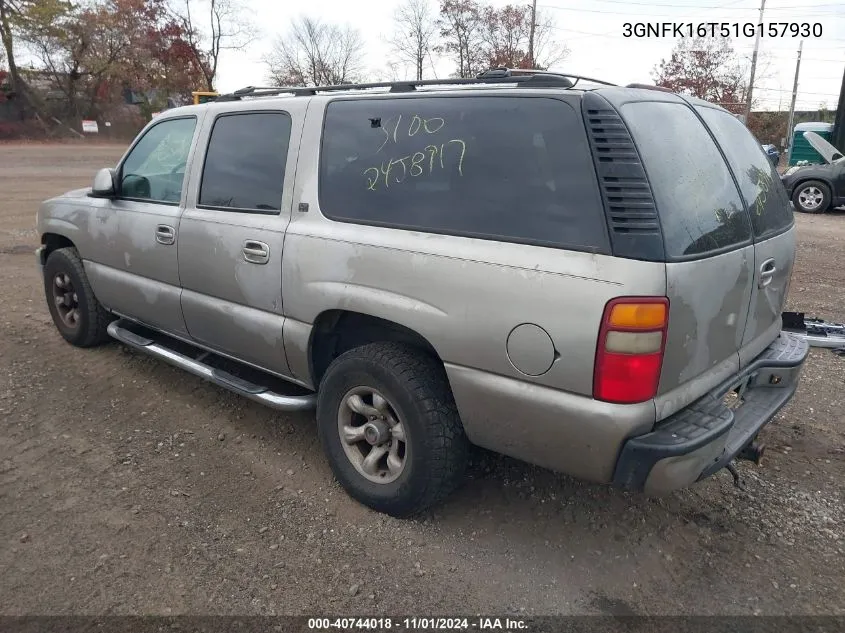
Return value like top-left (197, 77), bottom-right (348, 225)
top-left (1, 143), bottom-right (844, 616)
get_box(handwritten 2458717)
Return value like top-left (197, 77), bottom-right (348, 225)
top-left (364, 114), bottom-right (467, 192)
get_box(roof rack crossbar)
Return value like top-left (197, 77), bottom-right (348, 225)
top-left (215, 69), bottom-right (617, 101)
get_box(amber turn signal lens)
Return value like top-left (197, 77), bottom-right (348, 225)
top-left (608, 302), bottom-right (667, 330)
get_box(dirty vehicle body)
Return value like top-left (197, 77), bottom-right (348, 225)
top-left (36, 71), bottom-right (808, 515)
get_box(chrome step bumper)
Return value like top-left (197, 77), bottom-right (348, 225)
top-left (107, 320), bottom-right (316, 411)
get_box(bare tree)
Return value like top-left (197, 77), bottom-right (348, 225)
top-left (370, 60), bottom-right (405, 83)
top-left (531, 11), bottom-right (568, 69)
top-left (436, 0), bottom-right (484, 78)
top-left (479, 4), bottom-right (567, 70)
top-left (175, 0), bottom-right (255, 91)
top-left (388, 0), bottom-right (437, 81)
top-left (265, 16), bottom-right (365, 86)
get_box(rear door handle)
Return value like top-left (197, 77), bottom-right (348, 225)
top-left (758, 258), bottom-right (776, 288)
top-left (242, 240), bottom-right (270, 264)
top-left (155, 224), bottom-right (175, 245)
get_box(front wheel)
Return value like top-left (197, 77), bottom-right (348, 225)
top-left (316, 342), bottom-right (468, 517)
top-left (792, 180), bottom-right (831, 214)
top-left (43, 247), bottom-right (112, 347)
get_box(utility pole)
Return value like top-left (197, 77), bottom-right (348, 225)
top-left (528, 0), bottom-right (537, 68)
top-left (785, 40), bottom-right (803, 154)
top-left (744, 0), bottom-right (766, 120)
top-left (832, 63), bottom-right (845, 152)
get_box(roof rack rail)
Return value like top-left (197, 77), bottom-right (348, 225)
top-left (625, 83), bottom-right (675, 93)
top-left (214, 69), bottom-right (616, 101)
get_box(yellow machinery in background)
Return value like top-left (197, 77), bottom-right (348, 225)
top-left (192, 91), bottom-right (218, 105)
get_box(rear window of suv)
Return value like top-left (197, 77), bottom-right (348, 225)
top-left (622, 101), bottom-right (751, 259)
top-left (319, 96), bottom-right (610, 253)
top-left (695, 106), bottom-right (793, 239)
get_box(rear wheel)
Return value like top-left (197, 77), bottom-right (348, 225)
top-left (43, 247), bottom-right (112, 347)
top-left (316, 342), bottom-right (468, 517)
top-left (792, 180), bottom-right (831, 214)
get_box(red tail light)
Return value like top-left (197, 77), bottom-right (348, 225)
top-left (593, 297), bottom-right (669, 404)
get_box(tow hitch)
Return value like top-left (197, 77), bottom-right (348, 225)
top-left (724, 441), bottom-right (765, 490)
top-left (738, 441), bottom-right (766, 465)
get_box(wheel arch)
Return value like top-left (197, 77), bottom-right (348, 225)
top-left (308, 309), bottom-right (443, 388)
top-left (40, 232), bottom-right (76, 264)
top-left (791, 176), bottom-right (834, 197)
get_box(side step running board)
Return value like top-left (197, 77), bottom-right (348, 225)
top-left (107, 320), bottom-right (317, 411)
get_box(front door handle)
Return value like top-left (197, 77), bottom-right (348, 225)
top-left (155, 224), bottom-right (176, 245)
top-left (242, 240), bottom-right (270, 265)
top-left (758, 258), bottom-right (776, 288)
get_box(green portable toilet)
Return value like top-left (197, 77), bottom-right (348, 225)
top-left (788, 122), bottom-right (834, 166)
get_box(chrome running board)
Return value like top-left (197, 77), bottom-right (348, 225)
top-left (107, 320), bottom-right (316, 411)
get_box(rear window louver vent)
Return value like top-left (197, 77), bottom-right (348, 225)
top-left (581, 92), bottom-right (665, 262)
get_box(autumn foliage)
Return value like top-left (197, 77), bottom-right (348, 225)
top-left (0, 0), bottom-right (231, 136)
top-left (652, 37), bottom-right (748, 115)
top-left (436, 0), bottom-right (567, 78)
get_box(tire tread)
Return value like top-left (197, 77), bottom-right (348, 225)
top-left (45, 247), bottom-right (112, 347)
top-left (317, 342), bottom-right (468, 516)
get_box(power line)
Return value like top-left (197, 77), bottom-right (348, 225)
top-left (580, 0), bottom-right (841, 11)
top-left (539, 2), bottom-right (845, 17)
top-left (754, 87), bottom-right (840, 96)
top-left (587, 0), bottom-right (842, 8)
top-left (539, 4), bottom-right (742, 17)
top-left (549, 26), bottom-right (845, 58)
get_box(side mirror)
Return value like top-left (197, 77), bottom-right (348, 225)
top-left (91, 168), bottom-right (116, 198)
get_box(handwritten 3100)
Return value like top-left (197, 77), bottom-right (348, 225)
top-left (364, 114), bottom-right (467, 191)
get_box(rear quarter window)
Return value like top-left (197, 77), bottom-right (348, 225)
top-left (695, 106), bottom-right (793, 239)
top-left (318, 96), bottom-right (610, 253)
top-left (622, 101), bottom-right (751, 259)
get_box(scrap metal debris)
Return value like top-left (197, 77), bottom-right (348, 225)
top-left (782, 311), bottom-right (845, 349)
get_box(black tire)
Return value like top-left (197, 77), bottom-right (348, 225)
top-left (792, 180), bottom-right (831, 214)
top-left (43, 247), bottom-right (113, 347)
top-left (316, 342), bottom-right (468, 517)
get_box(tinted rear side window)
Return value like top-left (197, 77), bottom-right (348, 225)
top-left (319, 96), bottom-right (609, 252)
top-left (695, 106), bottom-right (793, 239)
top-left (199, 112), bottom-right (291, 212)
top-left (622, 101), bottom-right (750, 259)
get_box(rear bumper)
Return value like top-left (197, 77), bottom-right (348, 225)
top-left (613, 332), bottom-right (809, 494)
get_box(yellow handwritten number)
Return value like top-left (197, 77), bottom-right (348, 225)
top-left (409, 115), bottom-right (422, 137)
top-left (410, 152), bottom-right (426, 177)
top-left (425, 145), bottom-right (438, 173)
top-left (755, 172), bottom-right (771, 216)
top-left (364, 167), bottom-right (379, 191)
top-left (393, 156), bottom-right (410, 183)
top-left (447, 139), bottom-right (466, 176)
top-left (392, 114), bottom-right (402, 143)
top-left (379, 161), bottom-right (392, 189)
top-left (423, 117), bottom-right (445, 134)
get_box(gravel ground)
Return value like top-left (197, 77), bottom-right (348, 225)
top-left (0, 143), bottom-right (843, 616)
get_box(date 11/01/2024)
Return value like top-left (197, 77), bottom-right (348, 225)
top-left (308, 617), bottom-right (526, 630)
top-left (624, 22), bottom-right (822, 38)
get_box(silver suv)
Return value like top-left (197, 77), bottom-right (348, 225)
top-left (36, 71), bottom-right (808, 516)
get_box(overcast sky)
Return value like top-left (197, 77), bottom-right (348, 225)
top-left (215, 0), bottom-right (844, 113)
